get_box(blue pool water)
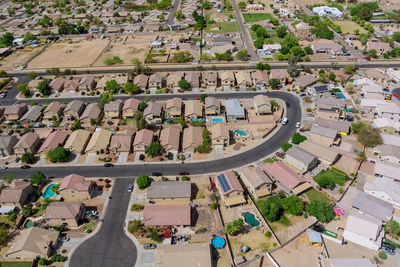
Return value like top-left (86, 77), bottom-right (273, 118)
top-left (242, 212), bottom-right (260, 227)
top-left (24, 220), bottom-right (34, 228)
top-left (211, 236), bottom-right (226, 248)
top-left (235, 130), bottom-right (249, 137)
top-left (210, 118), bottom-right (225, 123)
top-left (337, 93), bottom-right (345, 99)
top-left (191, 117), bottom-right (203, 122)
top-left (42, 183), bottom-right (57, 199)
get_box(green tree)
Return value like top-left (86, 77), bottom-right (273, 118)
top-left (357, 151), bottom-right (367, 163)
top-left (136, 174), bottom-right (151, 190)
top-left (105, 79), bottom-right (119, 93)
top-left (280, 142), bottom-right (292, 152)
top-left (202, 1), bottom-right (212, 9)
top-left (22, 205), bottom-right (33, 217)
top-left (224, 218), bottom-right (244, 235)
top-left (23, 32), bottom-right (36, 43)
top-left (49, 146), bottom-right (70, 163)
top-left (178, 79), bottom-right (190, 90)
top-left (72, 120), bottom-right (81, 131)
top-left (351, 121), bottom-right (367, 133)
top-left (343, 64), bottom-right (358, 74)
top-left (276, 26), bottom-right (287, 38)
top-left (200, 94), bottom-right (208, 103)
top-left (27, 71), bottom-right (37, 81)
top-left (238, 1), bottom-right (247, 10)
top-left (98, 92), bottom-right (113, 109)
top-left (150, 231), bottom-right (159, 242)
top-left (30, 171), bottom-right (45, 185)
top-left (357, 124), bottom-right (382, 148)
top-left (38, 15), bottom-right (52, 27)
top-left (38, 80), bottom-right (51, 95)
top-left (174, 9), bottom-right (185, 19)
top-left (0, 70), bottom-right (7, 77)
top-left (2, 174), bottom-right (15, 184)
top-left (368, 49), bottom-right (378, 58)
top-left (269, 79), bottom-right (280, 89)
top-left (359, 6), bottom-right (373, 21)
top-left (172, 51), bottom-right (192, 63)
top-left (21, 152), bottom-right (35, 164)
top-left (304, 46), bottom-right (313, 54)
top-left (6, 209), bottom-right (17, 222)
top-left (258, 200), bottom-right (281, 222)
top-left (235, 49), bottom-right (248, 61)
top-left (124, 82), bottom-right (139, 94)
top-left (281, 195), bottom-right (303, 215)
top-left (0, 224), bottom-right (9, 246)
top-left (145, 142), bottom-right (162, 157)
top-left (292, 132), bottom-right (307, 144)
top-left (17, 83), bottom-right (29, 96)
top-left (306, 201), bottom-right (333, 223)
top-left (38, 258), bottom-right (48, 266)
top-left (393, 32), bottom-right (400, 42)
top-left (0, 32), bottom-right (14, 46)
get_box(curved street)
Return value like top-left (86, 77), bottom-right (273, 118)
top-left (69, 178), bottom-right (137, 267)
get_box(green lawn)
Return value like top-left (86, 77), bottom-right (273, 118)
top-left (305, 188), bottom-right (331, 204)
top-left (384, 239), bottom-right (400, 249)
top-left (263, 157), bottom-right (278, 163)
top-left (204, 22), bottom-right (239, 33)
top-left (242, 13), bottom-right (273, 23)
top-left (278, 214), bottom-right (291, 226)
top-left (314, 169), bottom-right (349, 187)
top-left (0, 263), bottom-right (33, 267)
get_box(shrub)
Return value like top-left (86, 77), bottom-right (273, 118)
top-left (137, 174), bottom-right (151, 189)
top-left (379, 251), bottom-right (387, 260)
top-left (338, 187), bottom-right (344, 194)
top-left (181, 176), bottom-right (189, 181)
top-left (265, 231), bottom-right (272, 238)
top-left (131, 204), bottom-right (144, 211)
top-left (210, 202), bottom-right (218, 210)
top-left (161, 176), bottom-right (169, 181)
top-left (105, 183), bottom-right (111, 188)
top-left (150, 231), bottom-right (159, 242)
top-left (38, 258), bottom-right (48, 266)
top-left (105, 179), bottom-right (111, 183)
top-left (195, 227), bottom-right (207, 234)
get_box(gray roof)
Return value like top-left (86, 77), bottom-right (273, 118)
top-left (147, 181), bottom-right (191, 199)
top-left (286, 146), bottom-right (316, 166)
top-left (144, 102), bottom-right (162, 116)
top-left (19, 105), bottom-right (42, 123)
top-left (314, 85), bottom-right (329, 92)
top-left (225, 99), bottom-right (245, 117)
top-left (353, 191), bottom-right (393, 221)
top-left (375, 144), bottom-right (400, 159)
top-left (0, 135), bottom-right (18, 149)
top-left (296, 75), bottom-right (318, 87)
top-left (314, 118), bottom-right (351, 133)
top-left (310, 125), bottom-right (337, 139)
top-left (213, 36), bottom-right (232, 43)
top-left (81, 103), bottom-right (101, 120)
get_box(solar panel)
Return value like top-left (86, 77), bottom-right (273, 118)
top-left (217, 174), bottom-right (231, 192)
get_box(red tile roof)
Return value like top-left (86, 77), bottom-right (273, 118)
top-left (263, 161), bottom-right (306, 190)
top-left (143, 205), bottom-right (191, 226)
top-left (59, 174), bottom-right (91, 192)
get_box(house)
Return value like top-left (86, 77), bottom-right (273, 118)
top-left (377, 103), bottom-right (400, 122)
top-left (85, 128), bottom-right (112, 154)
top-left (182, 126), bottom-right (203, 153)
top-left (166, 72), bottom-right (183, 91)
top-left (104, 99), bottom-right (123, 120)
top-left (367, 41), bottom-right (391, 56)
top-left (235, 71), bottom-right (252, 90)
top-left (143, 102), bottom-right (162, 124)
top-left (27, 79), bottom-right (42, 93)
top-left (279, 7), bottom-right (295, 17)
top-left (156, 243), bottom-right (213, 267)
top-left (240, 166), bottom-right (273, 199)
top-left (210, 23), bottom-right (220, 31)
top-left (253, 95), bottom-right (272, 115)
top-left (19, 105), bottom-right (42, 125)
top-left (205, 97), bottom-right (221, 115)
top-left (3, 228), bottom-right (59, 260)
top-left (372, 118), bottom-right (400, 135)
top-left (225, 99), bottom-right (245, 120)
top-left (133, 74), bottom-right (149, 91)
top-left (220, 71), bottom-right (235, 89)
top-left (133, 129), bottom-right (153, 152)
top-left (38, 130), bottom-right (68, 154)
top-left (186, 72), bottom-right (200, 91)
top-left (203, 72), bottom-right (218, 89)
top-left (216, 171), bottom-right (246, 207)
top-left (160, 126), bottom-right (180, 152)
top-left (64, 129), bottom-right (91, 154)
top-left (147, 181), bottom-right (191, 204)
top-left (364, 176), bottom-right (400, 209)
top-left (110, 132), bottom-right (134, 153)
top-left (308, 84), bottom-right (331, 99)
top-left (258, 43), bottom-right (281, 57)
top-left (374, 161), bottom-right (400, 180)
top-left (213, 36), bottom-right (232, 46)
top-left (263, 161), bottom-right (310, 195)
top-left (63, 78), bottom-right (80, 93)
top-left (211, 124), bottom-right (229, 147)
top-left (148, 73), bottom-right (163, 90)
top-left (373, 144), bottom-right (400, 164)
top-left (0, 180), bottom-right (35, 208)
top-left (184, 100), bottom-right (203, 120)
top-left (122, 98), bottom-right (140, 119)
top-left (317, 105), bottom-right (343, 121)
top-left (381, 133), bottom-right (400, 146)
top-left (49, 77), bottom-right (65, 92)
top-left (312, 41), bottom-right (342, 54)
top-left (295, 74), bottom-right (318, 89)
top-left (252, 70), bottom-right (269, 90)
top-left (78, 75), bottom-right (96, 91)
top-left (143, 204), bottom-right (191, 226)
top-left (58, 174), bottom-right (94, 202)
top-left (165, 97), bottom-right (182, 118)
top-left (312, 6), bottom-right (343, 17)
top-left (314, 118), bottom-right (351, 136)
top-left (210, 13), bottom-right (228, 22)
top-left (309, 125), bottom-right (338, 147)
top-left (295, 22), bottom-right (312, 39)
top-left (285, 146), bottom-right (318, 173)
top-left (64, 100), bottom-right (85, 121)
top-left (299, 140), bottom-right (340, 166)
top-left (80, 103), bottom-right (102, 125)
top-left (352, 191), bottom-right (393, 221)
top-left (4, 103), bottom-right (28, 121)
top-left (43, 102), bottom-right (63, 121)
top-left (96, 75), bottom-right (114, 91)
top-left (13, 132), bottom-right (41, 156)
top-left (0, 136), bottom-right (18, 157)
top-left (343, 211), bottom-right (383, 251)
top-left (269, 69), bottom-right (287, 85)
top-left (44, 202), bottom-right (84, 227)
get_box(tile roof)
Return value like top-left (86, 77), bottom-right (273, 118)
top-left (59, 174), bottom-right (91, 192)
top-left (160, 126), bottom-right (180, 150)
top-left (64, 129), bottom-right (91, 153)
top-left (133, 129), bottom-right (153, 146)
top-left (38, 130), bottom-right (68, 153)
top-left (143, 205), bottom-right (191, 226)
top-left (286, 146), bottom-right (317, 166)
top-left (0, 180), bottom-right (31, 203)
top-left (182, 126), bottom-right (203, 150)
top-left (147, 181), bottom-right (191, 199)
top-left (216, 170), bottom-right (243, 195)
top-left (123, 98), bottom-right (140, 111)
top-left (263, 161), bottom-right (306, 190)
top-left (240, 166), bottom-right (272, 188)
top-left (14, 132), bottom-right (39, 149)
top-left (44, 202), bottom-right (82, 220)
top-left (81, 103), bottom-right (101, 120)
top-left (65, 100), bottom-right (84, 113)
top-left (143, 102), bottom-right (162, 117)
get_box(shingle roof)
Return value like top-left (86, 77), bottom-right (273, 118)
top-left (166, 97), bottom-right (182, 109)
top-left (38, 130), bottom-right (68, 153)
top-left (352, 191), bottom-right (393, 221)
top-left (64, 129), bottom-right (91, 153)
top-left (143, 102), bottom-right (162, 116)
top-left (110, 133), bottom-right (133, 152)
top-left (182, 126), bottom-right (203, 150)
top-left (286, 146), bottom-right (317, 166)
top-left (364, 176), bottom-right (400, 204)
top-left (345, 211), bottom-right (382, 239)
top-left (240, 166), bottom-right (272, 188)
top-left (104, 99), bottom-right (123, 112)
top-left (310, 125), bottom-right (337, 139)
top-left (44, 101), bottom-right (62, 113)
top-left (133, 129), bottom-right (153, 146)
top-left (14, 132), bottom-right (39, 149)
top-left (123, 98), bottom-right (140, 111)
top-left (263, 161), bottom-right (306, 190)
top-left (147, 181), bottom-right (191, 199)
top-left (44, 202), bottom-right (82, 220)
top-left (81, 103), bottom-right (101, 120)
top-left (160, 126), bottom-right (180, 150)
top-left (19, 105), bottom-right (42, 123)
top-left (0, 180), bottom-right (31, 203)
top-left (59, 174), bottom-right (91, 192)
top-left (65, 100), bottom-right (85, 113)
top-left (225, 99), bottom-right (245, 117)
top-left (205, 97), bottom-right (220, 108)
top-left (143, 205), bottom-right (191, 226)
top-left (0, 136), bottom-right (17, 149)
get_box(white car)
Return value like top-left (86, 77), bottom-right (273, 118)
top-left (0, 166), bottom-right (7, 170)
top-left (296, 122), bottom-right (301, 128)
top-left (282, 118), bottom-right (288, 125)
top-left (58, 236), bottom-right (70, 242)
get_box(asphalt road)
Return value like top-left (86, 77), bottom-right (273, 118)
top-left (1, 91), bottom-right (300, 178)
top-left (69, 178), bottom-right (137, 267)
top-left (165, 0), bottom-right (181, 26)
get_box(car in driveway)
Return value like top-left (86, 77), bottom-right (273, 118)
top-left (382, 242), bottom-right (396, 251)
top-left (381, 246), bottom-right (395, 255)
top-left (276, 152), bottom-right (286, 159)
top-left (103, 163), bottom-right (114, 167)
top-left (20, 165), bottom-right (30, 169)
top-left (0, 166), bottom-right (7, 170)
top-left (128, 184), bottom-right (133, 192)
top-left (58, 236), bottom-right (70, 242)
top-left (152, 172), bottom-right (162, 176)
top-left (143, 244), bottom-right (157, 249)
top-left (296, 122), bottom-right (301, 128)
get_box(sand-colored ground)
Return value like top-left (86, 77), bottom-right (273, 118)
top-left (297, 0), bottom-right (326, 5)
top-left (230, 229), bottom-right (276, 258)
top-left (0, 47), bottom-right (43, 70)
top-left (269, 213), bottom-right (315, 243)
top-left (28, 38), bottom-right (110, 68)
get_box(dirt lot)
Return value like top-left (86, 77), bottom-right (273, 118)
top-left (192, 207), bottom-right (222, 234)
top-left (332, 154), bottom-right (359, 175)
top-left (0, 47), bottom-right (43, 70)
top-left (269, 213), bottom-right (315, 243)
top-left (28, 38), bottom-right (110, 68)
top-left (230, 229), bottom-right (276, 258)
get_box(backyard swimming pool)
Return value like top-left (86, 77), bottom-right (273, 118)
top-left (211, 236), bottom-right (226, 249)
top-left (234, 129), bottom-right (249, 137)
top-left (42, 183), bottom-right (58, 199)
top-left (241, 212), bottom-right (260, 227)
top-left (210, 117), bottom-right (225, 123)
top-left (24, 220), bottom-right (34, 228)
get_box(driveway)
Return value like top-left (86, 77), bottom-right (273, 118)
top-left (117, 152), bottom-right (129, 164)
top-left (69, 178), bottom-right (137, 267)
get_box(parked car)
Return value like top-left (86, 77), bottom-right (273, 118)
top-left (58, 236), bottom-right (70, 242)
top-left (143, 244), bottom-right (157, 249)
top-left (282, 117), bottom-right (288, 125)
top-left (20, 165), bottom-right (30, 169)
top-left (364, 56), bottom-right (371, 61)
top-left (152, 172), bottom-right (162, 176)
top-left (312, 225), bottom-right (325, 233)
top-left (139, 154), bottom-right (145, 161)
top-left (381, 246), bottom-right (395, 255)
top-left (276, 152), bottom-right (285, 159)
top-left (295, 122), bottom-right (301, 128)
top-left (103, 163), bottom-right (114, 167)
top-left (85, 210), bottom-right (98, 216)
top-left (0, 166), bottom-right (7, 170)
top-left (382, 242), bottom-right (396, 250)
top-left (14, 157), bottom-right (20, 163)
top-left (179, 170), bottom-right (189, 175)
top-left (0, 92), bottom-right (6, 98)
top-left (128, 184), bottom-right (133, 193)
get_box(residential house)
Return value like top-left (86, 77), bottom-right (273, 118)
top-left (205, 97), bottom-right (221, 116)
top-left (167, 72), bottom-right (183, 90)
top-left (143, 205), bottom-right (191, 226)
top-left (211, 124), bottom-right (229, 147)
top-left (133, 129), bottom-right (153, 152)
top-left (27, 79), bottom-right (42, 93)
top-left (343, 211), bottom-right (383, 251)
top-left (80, 103), bottom-right (102, 125)
top-left (58, 174), bottom-right (94, 202)
top-left (295, 74), bottom-right (318, 89)
top-left (220, 71), bottom-right (235, 89)
top-left (133, 74), bottom-right (149, 91)
top-left (0, 136), bottom-right (18, 157)
top-left (367, 41), bottom-right (391, 56)
top-left (147, 181), bottom-right (191, 204)
top-left (184, 100), bottom-right (203, 120)
top-left (3, 228), bottom-right (59, 260)
top-left (38, 130), bottom-right (68, 154)
top-left (0, 180), bottom-right (35, 208)
top-left (182, 126), bottom-right (203, 153)
top-left (377, 103), bottom-right (400, 122)
top-left (309, 125), bottom-right (338, 147)
top-left (43, 102), bottom-right (63, 121)
top-left (64, 100), bottom-right (85, 121)
top-left (352, 191), bottom-right (393, 222)
top-left (372, 118), bottom-right (400, 135)
top-left (165, 97), bottom-right (182, 118)
top-left (308, 84), bottom-right (331, 99)
top-left (253, 95), bottom-right (272, 115)
top-left (235, 71), bottom-right (252, 90)
top-left (216, 170), bottom-right (246, 207)
top-left (269, 69), bottom-right (287, 85)
top-left (312, 41), bottom-right (342, 54)
top-left (104, 99), bottom-right (123, 121)
top-left (373, 144), bottom-right (400, 164)
top-left (295, 22), bottom-right (312, 39)
top-left (299, 140), bottom-right (340, 166)
top-left (364, 176), bottom-right (400, 209)
top-left (186, 72), bottom-right (200, 91)
top-left (263, 161), bottom-right (311, 195)
top-left (240, 166), bottom-right (273, 199)
top-left (317, 105), bottom-right (343, 121)
top-left (252, 70), bottom-right (268, 90)
top-left (44, 202), bottom-right (84, 227)
top-left (279, 7), bottom-right (295, 16)
top-left (110, 131), bottom-right (134, 153)
top-left (63, 78), bottom-right (80, 93)
top-left (78, 75), bottom-right (96, 91)
top-left (374, 161), bottom-right (400, 180)
top-left (49, 77), bottom-right (65, 92)
top-left (122, 98), bottom-right (140, 119)
top-left (85, 128), bottom-right (112, 154)
top-left (285, 146), bottom-right (318, 173)
top-left (4, 103), bottom-right (28, 121)
top-left (160, 126), bottom-right (181, 153)
top-left (64, 129), bottom-right (91, 155)
top-left (143, 102), bottom-right (163, 124)
top-left (312, 6), bottom-right (343, 17)
top-left (203, 72), bottom-right (218, 89)
top-left (314, 118), bottom-right (351, 136)
top-left (13, 132), bottom-right (41, 156)
top-left (213, 36), bottom-right (232, 46)
top-left (18, 105), bottom-right (42, 125)
top-left (210, 13), bottom-right (228, 22)
top-left (258, 43), bottom-right (281, 57)
top-left (225, 99), bottom-right (245, 120)
top-left (148, 73), bottom-right (163, 90)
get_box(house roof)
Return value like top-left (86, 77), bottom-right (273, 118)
top-left (143, 205), bottom-right (191, 226)
top-left (296, 74), bottom-right (318, 87)
top-left (4, 103), bottom-right (27, 116)
top-left (79, 75), bottom-right (95, 86)
top-left (328, 258), bottom-right (377, 267)
top-left (220, 71), bottom-right (234, 81)
top-left (19, 105), bottom-right (41, 123)
top-left (312, 41), bottom-right (342, 52)
top-left (254, 94), bottom-right (271, 108)
top-left (211, 123), bottom-right (229, 140)
top-left (378, 103), bottom-right (400, 114)
top-left (381, 133), bottom-right (400, 146)
top-left (147, 181), bottom-right (191, 199)
top-left (225, 99), bottom-right (245, 117)
top-left (123, 98), bottom-right (140, 111)
top-left (65, 100), bottom-right (84, 113)
top-left (104, 99), bottom-right (123, 112)
top-left (367, 41), bottom-right (391, 52)
top-left (364, 176), bottom-right (400, 204)
top-left (0, 135), bottom-right (17, 149)
top-left (38, 130), bottom-right (68, 153)
top-left (314, 118), bottom-right (351, 133)
top-left (81, 103), bottom-right (101, 120)
top-left (252, 70), bottom-right (268, 84)
top-left (0, 180), bottom-right (31, 203)
top-left (149, 72), bottom-right (163, 83)
top-left (184, 100), bottom-right (202, 117)
top-left (182, 126), bottom-right (203, 150)
top-left (314, 84), bottom-right (329, 92)
top-left (216, 170), bottom-right (243, 195)
top-left (263, 161), bottom-right (306, 190)
top-left (235, 71), bottom-right (252, 85)
top-left (14, 132), bottom-right (39, 150)
top-left (310, 125), bottom-right (337, 139)
top-left (286, 146), bottom-right (317, 166)
top-left (110, 133), bottom-right (133, 151)
top-left (44, 101), bottom-right (62, 114)
top-left (133, 129), bottom-right (153, 146)
top-left (59, 174), bottom-right (91, 192)
top-left (374, 161), bottom-right (400, 180)
top-left (63, 78), bottom-right (80, 91)
top-left (143, 102), bottom-right (162, 117)
top-left (160, 126), bottom-right (180, 150)
top-left (299, 140), bottom-right (339, 164)
top-left (64, 129), bottom-right (91, 153)
top-left (133, 74), bottom-right (149, 87)
top-left (186, 72), bottom-right (200, 87)
top-left (240, 166), bottom-right (272, 188)
top-left (375, 144), bottom-right (400, 159)
top-left (49, 76), bottom-right (65, 91)
top-left (85, 128), bottom-right (112, 153)
top-left (205, 97), bottom-right (220, 108)
top-left (353, 191), bottom-right (393, 221)
top-left (203, 72), bottom-right (218, 83)
top-left (44, 202), bottom-right (82, 220)
top-left (270, 69), bottom-right (287, 80)
top-left (345, 211), bottom-right (382, 240)
top-left (373, 118), bottom-right (400, 131)
top-left (166, 97), bottom-right (182, 110)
